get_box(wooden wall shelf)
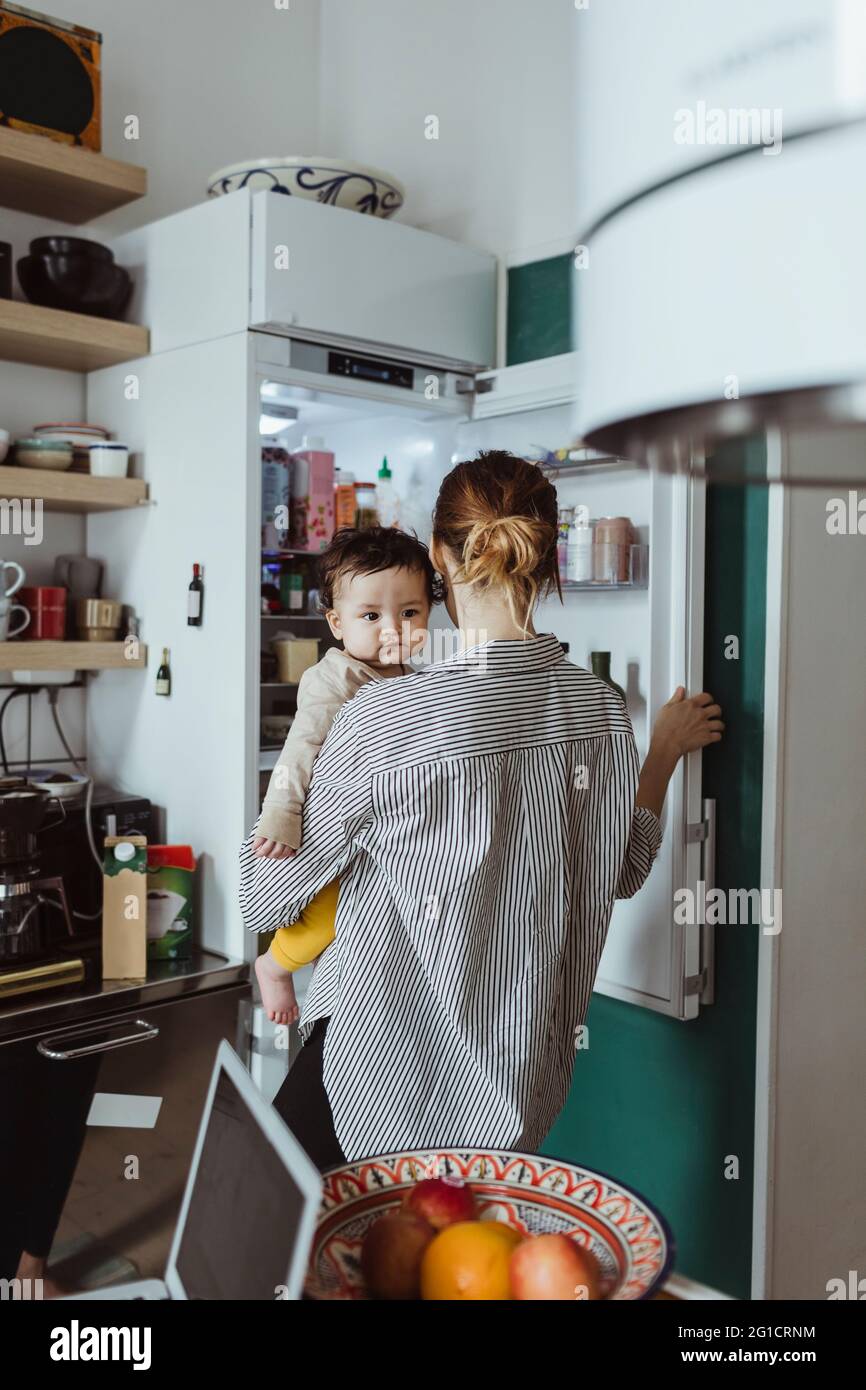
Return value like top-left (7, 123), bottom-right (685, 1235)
top-left (0, 466), bottom-right (148, 513)
top-left (0, 299), bottom-right (149, 372)
top-left (0, 127), bottom-right (147, 222)
top-left (0, 642), bottom-right (148, 672)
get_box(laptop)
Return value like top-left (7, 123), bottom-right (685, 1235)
top-left (60, 1040), bottom-right (322, 1301)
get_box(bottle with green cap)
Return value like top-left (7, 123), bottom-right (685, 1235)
top-left (376, 456), bottom-right (399, 529)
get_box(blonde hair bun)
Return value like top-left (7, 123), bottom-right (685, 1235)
top-left (462, 514), bottom-right (554, 588)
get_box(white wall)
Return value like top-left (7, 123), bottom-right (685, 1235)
top-left (4, 0), bottom-right (573, 257)
top-left (33, 0), bottom-right (322, 236)
top-left (318, 0), bottom-right (577, 256)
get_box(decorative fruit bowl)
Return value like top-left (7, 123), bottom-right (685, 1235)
top-left (206, 156), bottom-right (404, 218)
top-left (306, 1148), bottom-right (674, 1300)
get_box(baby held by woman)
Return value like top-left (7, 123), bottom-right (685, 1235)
top-left (253, 526), bottom-right (443, 1024)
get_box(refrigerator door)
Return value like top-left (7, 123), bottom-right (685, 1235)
top-left (457, 388), bottom-right (710, 1018)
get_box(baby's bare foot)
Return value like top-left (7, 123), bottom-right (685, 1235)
top-left (254, 952), bottom-right (299, 1026)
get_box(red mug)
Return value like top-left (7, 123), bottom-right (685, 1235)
top-left (18, 586), bottom-right (67, 640)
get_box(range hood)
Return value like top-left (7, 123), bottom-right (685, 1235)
top-left (574, 0), bottom-right (866, 483)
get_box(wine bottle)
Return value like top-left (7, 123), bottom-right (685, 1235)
top-left (187, 563), bottom-right (204, 626)
top-left (156, 647), bottom-right (171, 697)
top-left (590, 651), bottom-right (626, 705)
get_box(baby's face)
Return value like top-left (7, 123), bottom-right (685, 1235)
top-left (326, 566), bottom-right (431, 669)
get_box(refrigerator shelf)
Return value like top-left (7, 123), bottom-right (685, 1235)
top-left (262, 549), bottom-right (323, 560)
top-left (560, 578), bottom-right (648, 592)
top-left (538, 448), bottom-right (635, 476)
top-left (260, 613), bottom-right (326, 622)
top-left (560, 542), bottom-right (649, 589)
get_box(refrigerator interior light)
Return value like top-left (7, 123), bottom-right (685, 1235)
top-left (259, 413), bottom-right (298, 436)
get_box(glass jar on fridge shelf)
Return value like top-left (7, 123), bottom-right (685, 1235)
top-left (354, 481), bottom-right (379, 530)
top-left (593, 517), bottom-right (636, 584)
top-left (334, 469), bottom-right (356, 531)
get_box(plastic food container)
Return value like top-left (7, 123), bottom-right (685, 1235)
top-left (273, 636), bottom-right (319, 684)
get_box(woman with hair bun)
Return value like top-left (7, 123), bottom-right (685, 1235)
top-left (239, 449), bottom-right (723, 1169)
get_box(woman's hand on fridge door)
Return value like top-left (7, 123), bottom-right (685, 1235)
top-left (635, 689), bottom-right (723, 819)
top-left (651, 687), bottom-right (725, 759)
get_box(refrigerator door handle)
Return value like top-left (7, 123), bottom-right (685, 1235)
top-left (36, 1018), bottom-right (160, 1061)
top-left (700, 797), bottom-right (717, 1006)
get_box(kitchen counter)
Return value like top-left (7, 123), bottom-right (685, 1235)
top-left (0, 949), bottom-right (249, 1042)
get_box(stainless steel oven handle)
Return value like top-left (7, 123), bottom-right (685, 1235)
top-left (36, 1018), bottom-right (160, 1060)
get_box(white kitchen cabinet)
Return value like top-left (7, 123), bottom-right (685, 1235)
top-left (250, 191), bottom-right (496, 370)
top-left (114, 187), bottom-right (496, 369)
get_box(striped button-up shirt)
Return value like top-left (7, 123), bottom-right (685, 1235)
top-left (239, 632), bottom-right (662, 1161)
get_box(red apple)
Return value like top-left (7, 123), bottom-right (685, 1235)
top-left (361, 1211), bottom-right (435, 1300)
top-left (509, 1234), bottom-right (604, 1301)
top-left (402, 1176), bottom-right (477, 1230)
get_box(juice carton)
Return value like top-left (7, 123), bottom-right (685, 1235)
top-left (262, 444), bottom-right (291, 550)
top-left (147, 845), bottom-right (196, 960)
top-left (291, 435), bottom-right (335, 552)
top-left (102, 834), bottom-right (148, 980)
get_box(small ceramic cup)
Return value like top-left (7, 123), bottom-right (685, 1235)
top-left (0, 596), bottom-right (31, 640)
top-left (88, 442), bottom-right (129, 478)
top-left (0, 559), bottom-right (24, 599)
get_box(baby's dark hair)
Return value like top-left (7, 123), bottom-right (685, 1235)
top-left (317, 526), bottom-right (445, 610)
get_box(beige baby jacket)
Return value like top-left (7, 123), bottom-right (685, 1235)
top-left (257, 646), bottom-right (408, 848)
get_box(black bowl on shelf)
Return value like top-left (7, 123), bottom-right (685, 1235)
top-left (17, 253), bottom-right (133, 321)
top-left (29, 236), bottom-right (115, 264)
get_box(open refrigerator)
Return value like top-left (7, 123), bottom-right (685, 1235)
top-left (84, 192), bottom-right (712, 1113)
top-left (250, 339), bottom-right (711, 1030)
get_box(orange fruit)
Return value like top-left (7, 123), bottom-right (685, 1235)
top-left (420, 1220), bottom-right (523, 1300)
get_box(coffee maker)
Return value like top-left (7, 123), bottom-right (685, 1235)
top-left (0, 778), bottom-right (83, 1000)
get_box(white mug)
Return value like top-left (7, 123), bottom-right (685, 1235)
top-left (1, 559), bottom-right (24, 599)
top-left (0, 597), bottom-right (30, 640)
